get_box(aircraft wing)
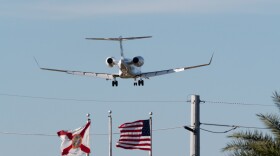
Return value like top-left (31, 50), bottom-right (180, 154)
top-left (34, 57), bottom-right (118, 80)
top-left (39, 67), bottom-right (118, 80)
top-left (39, 67), bottom-right (119, 80)
top-left (139, 54), bottom-right (213, 78)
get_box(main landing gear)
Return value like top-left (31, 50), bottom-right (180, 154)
top-left (111, 79), bottom-right (144, 87)
top-left (112, 80), bottom-right (118, 87)
top-left (134, 79), bottom-right (144, 86)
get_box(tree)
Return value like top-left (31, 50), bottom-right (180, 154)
top-left (222, 91), bottom-right (280, 156)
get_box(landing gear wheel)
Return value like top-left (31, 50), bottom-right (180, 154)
top-left (112, 80), bottom-right (118, 87)
top-left (138, 80), bottom-right (144, 86)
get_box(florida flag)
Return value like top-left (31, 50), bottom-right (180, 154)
top-left (57, 122), bottom-right (91, 156)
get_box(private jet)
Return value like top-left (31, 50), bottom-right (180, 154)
top-left (35, 36), bottom-right (213, 87)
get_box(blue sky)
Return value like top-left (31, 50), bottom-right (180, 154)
top-left (1, 0), bottom-right (280, 156)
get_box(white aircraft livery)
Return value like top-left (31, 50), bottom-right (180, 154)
top-left (35, 36), bottom-right (213, 87)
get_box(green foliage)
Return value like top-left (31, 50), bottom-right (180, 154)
top-left (223, 91), bottom-right (280, 156)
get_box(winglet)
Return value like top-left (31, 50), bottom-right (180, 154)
top-left (33, 57), bottom-right (42, 69)
top-left (208, 53), bottom-right (214, 65)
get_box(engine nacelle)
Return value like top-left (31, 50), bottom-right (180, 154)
top-left (106, 57), bottom-right (117, 68)
top-left (132, 56), bottom-right (144, 67)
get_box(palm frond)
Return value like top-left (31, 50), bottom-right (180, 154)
top-left (257, 113), bottom-right (280, 140)
top-left (228, 130), bottom-right (274, 142)
top-left (272, 91), bottom-right (280, 111)
top-left (223, 91), bottom-right (280, 156)
top-left (223, 130), bottom-right (280, 155)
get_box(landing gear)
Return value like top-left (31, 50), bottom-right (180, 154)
top-left (134, 82), bottom-right (137, 86)
top-left (112, 80), bottom-right (118, 87)
top-left (138, 79), bottom-right (144, 86)
top-left (134, 79), bottom-right (144, 86)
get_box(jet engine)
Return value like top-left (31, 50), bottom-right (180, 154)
top-left (132, 56), bottom-right (144, 67)
top-left (106, 57), bottom-right (117, 68)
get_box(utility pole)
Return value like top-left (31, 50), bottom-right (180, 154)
top-left (186, 94), bottom-right (240, 156)
top-left (190, 95), bottom-right (200, 156)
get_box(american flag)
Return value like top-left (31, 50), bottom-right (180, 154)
top-left (116, 119), bottom-right (151, 151)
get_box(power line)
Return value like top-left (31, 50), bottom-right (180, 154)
top-left (0, 123), bottom-right (270, 137)
top-left (200, 127), bottom-right (238, 134)
top-left (199, 122), bottom-right (269, 134)
top-left (201, 122), bottom-right (269, 130)
top-left (153, 126), bottom-right (184, 131)
top-left (0, 93), bottom-right (275, 107)
top-left (0, 93), bottom-right (185, 103)
top-left (0, 131), bottom-right (56, 137)
top-left (0, 126), bottom-right (184, 137)
top-left (204, 100), bottom-right (274, 107)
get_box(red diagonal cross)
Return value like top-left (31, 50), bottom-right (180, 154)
top-left (58, 122), bottom-right (91, 155)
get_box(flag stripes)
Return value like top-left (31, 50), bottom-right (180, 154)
top-left (116, 120), bottom-right (151, 151)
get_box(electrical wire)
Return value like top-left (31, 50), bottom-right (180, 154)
top-left (0, 93), bottom-right (275, 107)
top-left (0, 93), bottom-right (185, 103)
top-left (200, 127), bottom-right (238, 134)
top-left (201, 122), bottom-right (269, 130)
top-left (204, 100), bottom-right (274, 107)
top-left (0, 126), bottom-right (184, 137)
top-left (0, 131), bottom-right (56, 137)
top-left (153, 126), bottom-right (184, 131)
top-left (0, 123), bottom-right (270, 137)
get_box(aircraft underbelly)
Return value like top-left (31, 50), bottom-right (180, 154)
top-left (119, 62), bottom-right (140, 78)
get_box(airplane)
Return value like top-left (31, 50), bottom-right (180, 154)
top-left (35, 36), bottom-right (213, 87)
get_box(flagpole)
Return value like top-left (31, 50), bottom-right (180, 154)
top-left (149, 112), bottom-right (153, 156)
top-left (86, 113), bottom-right (91, 156)
top-left (108, 110), bottom-right (112, 156)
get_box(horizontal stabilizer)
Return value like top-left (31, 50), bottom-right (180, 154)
top-left (86, 36), bottom-right (152, 41)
